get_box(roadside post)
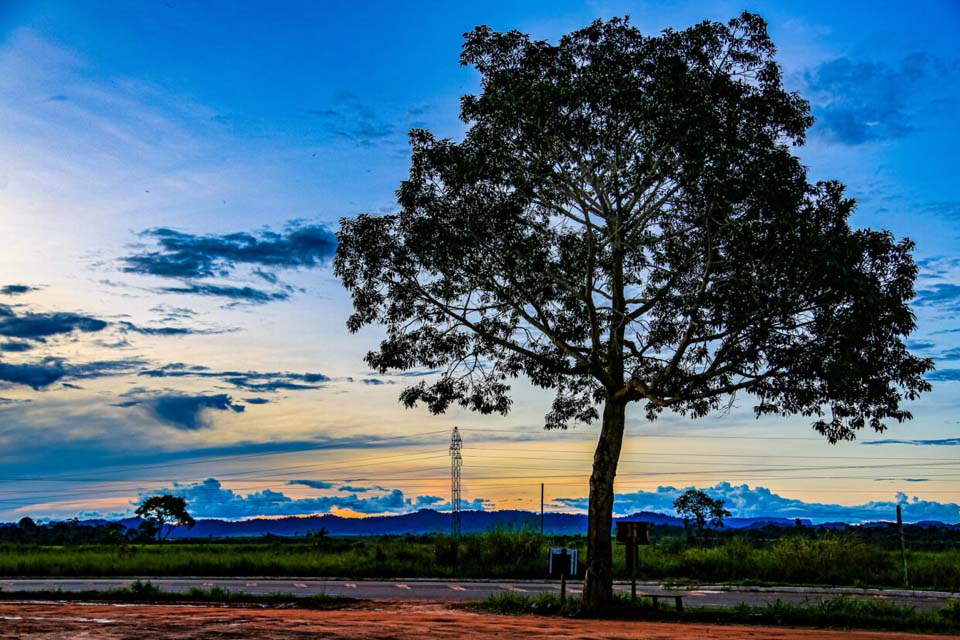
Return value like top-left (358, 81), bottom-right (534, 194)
top-left (616, 521), bottom-right (650, 601)
top-left (897, 505), bottom-right (909, 587)
top-left (548, 547), bottom-right (578, 604)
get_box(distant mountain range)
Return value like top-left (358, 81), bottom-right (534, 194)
top-left (70, 509), bottom-right (958, 538)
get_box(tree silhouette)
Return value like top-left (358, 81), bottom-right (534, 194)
top-left (674, 488), bottom-right (730, 542)
top-left (135, 495), bottom-right (195, 543)
top-left (335, 13), bottom-right (931, 610)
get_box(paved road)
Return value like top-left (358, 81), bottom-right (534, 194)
top-left (1, 578), bottom-right (956, 611)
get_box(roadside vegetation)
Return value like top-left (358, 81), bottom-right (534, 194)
top-left (1, 521), bottom-right (958, 591)
top-left (0, 578), bottom-right (351, 608)
top-left (476, 592), bottom-right (960, 635)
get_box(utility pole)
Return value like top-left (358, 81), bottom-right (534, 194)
top-left (540, 482), bottom-right (544, 536)
top-left (897, 504), bottom-right (909, 587)
top-left (450, 426), bottom-right (462, 539)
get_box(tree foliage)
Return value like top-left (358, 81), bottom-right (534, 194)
top-left (337, 13), bottom-right (930, 440)
top-left (674, 488), bottom-right (731, 540)
top-left (335, 12), bottom-right (931, 608)
top-left (135, 495), bottom-right (195, 542)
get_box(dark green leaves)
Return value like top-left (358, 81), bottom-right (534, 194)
top-left (335, 13), bottom-right (931, 439)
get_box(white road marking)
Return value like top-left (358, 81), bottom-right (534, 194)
top-left (202, 582), bottom-right (214, 587)
top-left (293, 582), bottom-right (308, 588)
top-left (345, 583), bottom-right (357, 589)
top-left (245, 582), bottom-right (257, 587)
top-left (396, 584), bottom-right (411, 590)
top-left (567, 588), bottom-right (582, 594)
top-left (502, 585), bottom-right (527, 592)
top-left (448, 584), bottom-right (466, 591)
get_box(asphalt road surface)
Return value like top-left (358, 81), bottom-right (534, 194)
top-left (2, 578), bottom-right (956, 611)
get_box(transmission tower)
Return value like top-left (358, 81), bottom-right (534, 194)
top-left (449, 426), bottom-right (462, 538)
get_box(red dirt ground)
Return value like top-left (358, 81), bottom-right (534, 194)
top-left (0, 600), bottom-right (948, 639)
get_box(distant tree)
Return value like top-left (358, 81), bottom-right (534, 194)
top-left (309, 527), bottom-right (331, 550)
top-left (335, 13), bottom-right (931, 610)
top-left (17, 516), bottom-right (37, 542)
top-left (674, 489), bottom-right (731, 542)
top-left (135, 495), bottom-right (195, 543)
top-left (17, 516), bottom-right (36, 532)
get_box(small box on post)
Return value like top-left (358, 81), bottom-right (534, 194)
top-left (615, 521), bottom-right (650, 545)
top-left (616, 521), bottom-right (650, 600)
top-left (548, 547), bottom-right (578, 604)
top-left (548, 547), bottom-right (578, 578)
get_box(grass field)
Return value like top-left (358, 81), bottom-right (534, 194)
top-left (2, 530), bottom-right (958, 591)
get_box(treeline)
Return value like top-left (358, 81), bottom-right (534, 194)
top-left (0, 517), bottom-right (156, 545)
top-left (2, 516), bottom-right (958, 549)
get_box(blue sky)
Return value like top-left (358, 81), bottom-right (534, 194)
top-left (0, 0), bottom-right (958, 524)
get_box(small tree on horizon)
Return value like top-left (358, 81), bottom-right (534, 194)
top-left (135, 495), bottom-right (195, 543)
top-left (335, 13), bottom-right (931, 611)
top-left (674, 488), bottom-right (731, 543)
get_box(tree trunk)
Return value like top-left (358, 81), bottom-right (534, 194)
top-left (582, 398), bottom-right (626, 612)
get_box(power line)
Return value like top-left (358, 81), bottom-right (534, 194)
top-left (3, 430), bottom-right (453, 482)
top-left (468, 447), bottom-right (960, 462)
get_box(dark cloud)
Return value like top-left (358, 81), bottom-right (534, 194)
top-left (149, 305), bottom-right (197, 321)
top-left (0, 397), bottom-right (30, 406)
top-left (0, 356), bottom-right (149, 390)
top-left (906, 340), bottom-right (936, 351)
top-left (337, 484), bottom-right (388, 493)
top-left (914, 284), bottom-right (960, 311)
top-left (393, 369), bottom-right (443, 377)
top-left (554, 482), bottom-right (960, 523)
top-left (158, 283), bottom-right (291, 304)
top-left (126, 393), bottom-right (245, 430)
top-left (926, 369), bottom-right (960, 382)
top-left (252, 268), bottom-right (279, 284)
top-left (118, 321), bottom-right (232, 337)
top-left (917, 255), bottom-right (960, 276)
top-left (69, 357), bottom-right (150, 379)
top-left (863, 437), bottom-right (960, 446)
top-left (803, 53), bottom-right (958, 145)
top-left (939, 347), bottom-right (960, 360)
top-left (97, 338), bottom-right (132, 349)
top-left (138, 363), bottom-right (329, 393)
top-left (0, 359), bottom-right (66, 389)
top-left (146, 478), bottom-right (487, 518)
top-left (288, 480), bottom-right (335, 489)
top-left (0, 284), bottom-right (38, 296)
top-left (122, 223), bottom-right (337, 280)
top-left (0, 305), bottom-right (107, 340)
top-left (306, 93), bottom-right (395, 147)
top-left (243, 397), bottom-right (270, 405)
top-left (0, 341), bottom-right (34, 352)
top-left (220, 377), bottom-right (319, 392)
top-left (360, 378), bottom-right (393, 385)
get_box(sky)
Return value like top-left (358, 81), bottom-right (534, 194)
top-left (0, 0), bottom-right (958, 525)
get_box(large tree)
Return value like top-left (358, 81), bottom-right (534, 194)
top-left (335, 13), bottom-right (931, 610)
top-left (674, 488), bottom-right (730, 542)
top-left (135, 495), bottom-right (195, 543)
